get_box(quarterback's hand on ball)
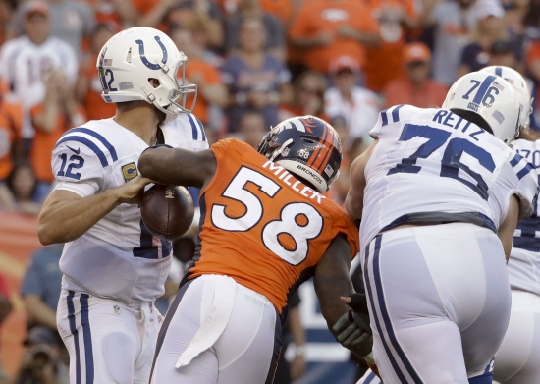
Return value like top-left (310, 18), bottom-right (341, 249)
top-left (116, 176), bottom-right (153, 204)
top-left (332, 293), bottom-right (373, 358)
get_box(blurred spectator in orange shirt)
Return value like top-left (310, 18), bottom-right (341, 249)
top-left (289, 0), bottom-right (380, 74)
top-left (0, 82), bottom-right (23, 211)
top-left (260, 0), bottom-right (295, 26)
top-left (75, 23), bottom-right (116, 121)
top-left (225, 0), bottom-right (286, 60)
top-left (363, 0), bottom-right (417, 92)
top-left (84, 0), bottom-right (136, 26)
top-left (383, 42), bottom-right (448, 108)
top-left (134, 0), bottom-right (223, 48)
top-left (6, 163), bottom-right (41, 214)
top-left (324, 56), bottom-right (381, 139)
top-left (30, 70), bottom-right (85, 201)
top-left (0, 82), bottom-right (23, 179)
top-left (170, 25), bottom-right (227, 127)
top-left (240, 110), bottom-right (267, 148)
top-left (280, 71), bottom-right (329, 121)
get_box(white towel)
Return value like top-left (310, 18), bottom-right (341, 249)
top-left (175, 275), bottom-right (237, 368)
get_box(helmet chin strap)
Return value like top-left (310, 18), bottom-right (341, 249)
top-left (269, 138), bottom-right (294, 162)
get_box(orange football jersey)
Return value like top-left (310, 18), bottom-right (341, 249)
top-left (188, 138), bottom-right (360, 313)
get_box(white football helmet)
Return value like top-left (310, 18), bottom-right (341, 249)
top-left (480, 66), bottom-right (532, 130)
top-left (443, 72), bottom-right (521, 144)
top-left (96, 27), bottom-right (197, 123)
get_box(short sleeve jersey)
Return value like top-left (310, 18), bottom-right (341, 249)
top-left (52, 115), bottom-right (208, 303)
top-left (361, 104), bottom-right (538, 245)
top-left (188, 139), bottom-right (359, 313)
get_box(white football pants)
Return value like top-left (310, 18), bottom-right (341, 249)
top-left (150, 274), bottom-right (281, 384)
top-left (57, 289), bottom-right (159, 384)
top-left (493, 290), bottom-right (540, 384)
top-left (363, 223), bottom-right (512, 384)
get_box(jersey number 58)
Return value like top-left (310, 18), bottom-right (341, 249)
top-left (211, 167), bottom-right (323, 266)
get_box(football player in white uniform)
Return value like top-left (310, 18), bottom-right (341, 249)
top-left (344, 72), bottom-right (538, 383)
top-left (480, 66), bottom-right (540, 384)
top-left (37, 27), bottom-right (207, 384)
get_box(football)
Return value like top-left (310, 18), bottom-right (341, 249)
top-left (140, 184), bottom-right (195, 241)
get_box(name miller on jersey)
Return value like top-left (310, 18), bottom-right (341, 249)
top-left (262, 160), bottom-right (326, 204)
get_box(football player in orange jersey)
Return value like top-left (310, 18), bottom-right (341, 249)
top-left (138, 116), bottom-right (372, 383)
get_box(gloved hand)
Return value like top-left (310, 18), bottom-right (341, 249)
top-left (332, 293), bottom-right (373, 359)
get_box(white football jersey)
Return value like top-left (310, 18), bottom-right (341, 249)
top-left (52, 114), bottom-right (208, 303)
top-left (510, 138), bottom-right (540, 296)
top-left (361, 104), bottom-right (538, 245)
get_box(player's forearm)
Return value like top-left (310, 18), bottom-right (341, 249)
top-left (316, 283), bottom-right (354, 336)
top-left (37, 189), bottom-right (123, 245)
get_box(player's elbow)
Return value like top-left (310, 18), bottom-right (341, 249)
top-left (37, 215), bottom-right (64, 246)
top-left (37, 223), bottom-right (55, 246)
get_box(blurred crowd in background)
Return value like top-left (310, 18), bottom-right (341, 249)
top-left (2, 0), bottom-right (540, 212)
top-left (0, 0), bottom-right (540, 382)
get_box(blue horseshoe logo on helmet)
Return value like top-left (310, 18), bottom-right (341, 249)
top-left (135, 36), bottom-right (168, 70)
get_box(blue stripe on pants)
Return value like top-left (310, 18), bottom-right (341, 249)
top-left (363, 238), bottom-right (408, 382)
top-left (67, 291), bottom-right (81, 384)
top-left (80, 294), bottom-right (94, 383)
top-left (372, 236), bottom-right (423, 383)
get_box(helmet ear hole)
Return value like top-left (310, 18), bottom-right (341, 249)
top-left (148, 78), bottom-right (160, 88)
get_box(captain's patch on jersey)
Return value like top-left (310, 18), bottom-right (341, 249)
top-left (122, 162), bottom-right (138, 182)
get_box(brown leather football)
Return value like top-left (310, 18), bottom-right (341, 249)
top-left (140, 184), bottom-right (194, 241)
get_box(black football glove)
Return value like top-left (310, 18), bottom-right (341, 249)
top-left (332, 293), bottom-right (373, 358)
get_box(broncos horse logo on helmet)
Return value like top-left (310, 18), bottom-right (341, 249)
top-left (257, 116), bottom-right (343, 193)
